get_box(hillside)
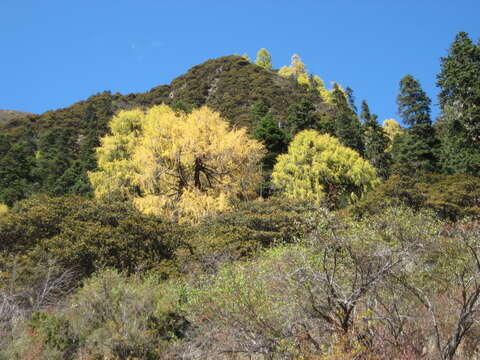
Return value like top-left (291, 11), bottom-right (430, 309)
top-left (0, 55), bottom-right (326, 205)
top-left (0, 110), bottom-right (33, 124)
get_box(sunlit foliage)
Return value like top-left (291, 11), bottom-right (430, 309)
top-left (382, 118), bottom-right (403, 151)
top-left (255, 48), bottom-right (272, 70)
top-left (272, 130), bottom-right (379, 208)
top-left (89, 105), bottom-right (265, 223)
top-left (0, 203), bottom-right (7, 216)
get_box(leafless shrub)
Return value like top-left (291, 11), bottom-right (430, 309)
top-left (0, 258), bottom-right (76, 348)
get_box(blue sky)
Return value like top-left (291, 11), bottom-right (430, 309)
top-left (1, 0), bottom-right (479, 123)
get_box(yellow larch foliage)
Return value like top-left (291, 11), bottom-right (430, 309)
top-left (278, 54), bottom-right (308, 83)
top-left (0, 203), bottom-right (8, 216)
top-left (272, 130), bottom-right (379, 208)
top-left (255, 48), bottom-right (272, 70)
top-left (278, 65), bottom-right (295, 78)
top-left (312, 75), bottom-right (333, 104)
top-left (277, 54), bottom-right (345, 104)
top-left (89, 105), bottom-right (265, 223)
top-left (382, 118), bottom-right (403, 151)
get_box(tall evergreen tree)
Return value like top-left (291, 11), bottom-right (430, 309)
top-left (393, 75), bottom-right (439, 175)
top-left (286, 97), bottom-right (319, 136)
top-left (251, 100), bottom-right (269, 123)
top-left (345, 86), bottom-right (358, 114)
top-left (437, 31), bottom-right (480, 144)
top-left (397, 75), bottom-right (432, 126)
top-left (254, 113), bottom-right (288, 169)
top-left (331, 84), bottom-right (364, 154)
top-left (360, 101), bottom-right (391, 179)
top-left (436, 32), bottom-right (480, 175)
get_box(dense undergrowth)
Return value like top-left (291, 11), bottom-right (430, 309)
top-left (1, 202), bottom-right (479, 359)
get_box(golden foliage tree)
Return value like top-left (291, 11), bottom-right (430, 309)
top-left (278, 53), bottom-right (308, 82)
top-left (255, 48), bottom-right (272, 70)
top-left (272, 130), bottom-right (379, 208)
top-left (0, 203), bottom-right (8, 216)
top-left (278, 54), bottom-right (346, 104)
top-left (382, 118), bottom-right (403, 151)
top-left (89, 105), bottom-right (265, 222)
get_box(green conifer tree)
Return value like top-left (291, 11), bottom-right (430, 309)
top-left (393, 75), bottom-right (439, 175)
top-left (331, 84), bottom-right (364, 154)
top-left (286, 97), bottom-right (319, 136)
top-left (254, 113), bottom-right (288, 169)
top-left (436, 32), bottom-right (480, 175)
top-left (345, 86), bottom-right (358, 114)
top-left (397, 75), bottom-right (432, 126)
top-left (437, 31), bottom-right (480, 144)
top-left (361, 101), bottom-right (391, 179)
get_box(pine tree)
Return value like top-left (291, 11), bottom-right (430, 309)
top-left (254, 113), bottom-right (288, 169)
top-left (392, 124), bottom-right (439, 175)
top-left (360, 101), bottom-right (391, 179)
top-left (345, 86), bottom-right (358, 114)
top-left (437, 31), bottom-right (480, 144)
top-left (331, 84), bottom-right (364, 154)
top-left (393, 75), bottom-right (439, 175)
top-left (436, 32), bottom-right (480, 175)
top-left (286, 97), bottom-right (319, 136)
top-left (255, 48), bottom-right (273, 70)
top-left (251, 101), bottom-right (269, 123)
top-left (397, 75), bottom-right (432, 126)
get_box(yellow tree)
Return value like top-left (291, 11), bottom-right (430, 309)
top-left (382, 118), bottom-right (403, 151)
top-left (89, 105), bottom-right (265, 223)
top-left (0, 203), bottom-right (7, 216)
top-left (278, 54), bottom-right (345, 104)
top-left (255, 48), bottom-right (272, 70)
top-left (272, 130), bottom-right (379, 208)
top-left (278, 53), bottom-right (308, 82)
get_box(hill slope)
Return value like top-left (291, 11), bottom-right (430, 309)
top-left (0, 110), bottom-right (33, 124)
top-left (0, 55), bottom-right (326, 205)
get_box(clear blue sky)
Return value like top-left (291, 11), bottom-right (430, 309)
top-left (1, 0), bottom-right (479, 123)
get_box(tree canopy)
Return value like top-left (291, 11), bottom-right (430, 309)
top-left (393, 75), bottom-right (439, 175)
top-left (89, 105), bottom-right (265, 222)
top-left (272, 130), bottom-right (379, 208)
top-left (255, 48), bottom-right (273, 70)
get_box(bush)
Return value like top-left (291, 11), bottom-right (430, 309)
top-left (350, 173), bottom-right (480, 220)
top-left (176, 197), bottom-right (317, 274)
top-left (0, 195), bottom-right (184, 282)
top-left (4, 270), bottom-right (187, 360)
top-left (183, 207), bottom-right (480, 359)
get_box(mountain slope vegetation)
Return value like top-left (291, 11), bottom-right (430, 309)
top-left (0, 55), bottom-right (326, 205)
top-left (1, 33), bottom-right (480, 359)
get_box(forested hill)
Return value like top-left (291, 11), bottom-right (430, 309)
top-left (0, 110), bottom-right (33, 124)
top-left (0, 55), bottom-right (326, 205)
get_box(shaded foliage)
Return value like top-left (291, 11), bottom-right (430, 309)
top-left (349, 173), bottom-right (480, 220)
top-left (0, 195), bottom-right (182, 280)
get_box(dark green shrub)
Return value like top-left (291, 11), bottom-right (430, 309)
top-left (176, 198), bottom-right (316, 274)
top-left (350, 174), bottom-right (480, 220)
top-left (0, 195), bottom-right (184, 281)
